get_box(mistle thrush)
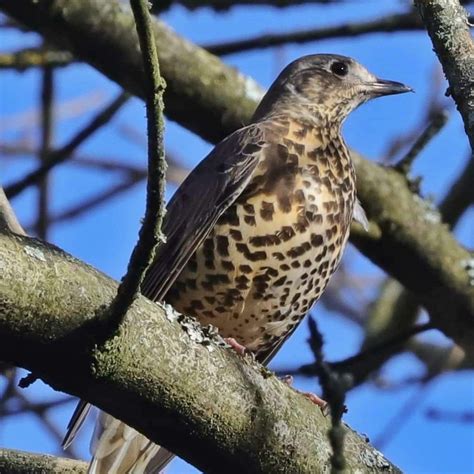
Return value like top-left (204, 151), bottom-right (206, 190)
top-left (63, 54), bottom-right (411, 473)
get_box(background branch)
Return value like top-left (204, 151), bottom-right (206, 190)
top-left (205, 11), bottom-right (425, 56)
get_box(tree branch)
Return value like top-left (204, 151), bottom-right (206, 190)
top-left (415, 0), bottom-right (474, 152)
top-left (0, 47), bottom-right (74, 70)
top-left (5, 92), bottom-right (130, 199)
top-left (0, 231), bottom-right (400, 473)
top-left (350, 153), bottom-right (474, 358)
top-left (160, 0), bottom-right (346, 10)
top-left (0, 449), bottom-right (87, 474)
top-left (205, 12), bottom-right (426, 56)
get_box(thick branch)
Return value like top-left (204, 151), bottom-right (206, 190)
top-left (2, 0), bottom-right (474, 356)
top-left (350, 153), bottom-right (474, 358)
top-left (415, 0), bottom-right (474, 151)
top-left (0, 449), bottom-right (87, 474)
top-left (0, 232), bottom-right (400, 473)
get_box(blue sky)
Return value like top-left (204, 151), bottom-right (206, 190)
top-left (1, 1), bottom-right (473, 472)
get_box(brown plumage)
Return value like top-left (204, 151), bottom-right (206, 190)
top-left (63, 54), bottom-right (411, 473)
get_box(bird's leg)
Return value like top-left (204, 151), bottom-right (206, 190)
top-left (224, 337), bottom-right (248, 356)
top-left (280, 375), bottom-right (328, 412)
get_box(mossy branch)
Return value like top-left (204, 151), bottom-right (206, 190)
top-left (415, 0), bottom-right (474, 152)
top-left (0, 231), bottom-right (400, 473)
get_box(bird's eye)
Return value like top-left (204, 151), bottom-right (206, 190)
top-left (330, 61), bottom-right (348, 77)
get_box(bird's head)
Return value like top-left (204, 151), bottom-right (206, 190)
top-left (253, 54), bottom-right (412, 126)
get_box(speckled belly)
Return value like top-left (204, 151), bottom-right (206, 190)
top-left (166, 174), bottom-right (353, 354)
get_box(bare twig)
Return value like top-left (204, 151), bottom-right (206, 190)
top-left (425, 408), bottom-right (474, 423)
top-left (205, 12), bottom-right (425, 56)
top-left (307, 317), bottom-right (349, 473)
top-left (0, 47), bottom-right (73, 70)
top-left (394, 109), bottom-right (449, 174)
top-left (5, 92), bottom-right (129, 199)
top-left (25, 174), bottom-right (146, 231)
top-left (159, 0), bottom-right (347, 10)
top-left (0, 395), bottom-right (74, 418)
top-left (35, 65), bottom-right (54, 240)
top-left (374, 382), bottom-right (433, 449)
top-left (102, 0), bottom-right (167, 332)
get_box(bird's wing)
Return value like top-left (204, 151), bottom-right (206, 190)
top-left (141, 123), bottom-right (264, 302)
top-left (353, 198), bottom-right (368, 230)
top-left (62, 123), bottom-right (265, 469)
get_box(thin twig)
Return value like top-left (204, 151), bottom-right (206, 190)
top-left (5, 92), bottom-right (129, 198)
top-left (25, 174), bottom-right (146, 232)
top-left (425, 408), bottom-right (474, 423)
top-left (102, 0), bottom-right (167, 333)
top-left (0, 47), bottom-right (73, 70)
top-left (162, 0), bottom-right (347, 10)
top-left (374, 382), bottom-right (433, 449)
top-left (205, 12), bottom-right (424, 56)
top-left (275, 322), bottom-right (434, 382)
top-left (394, 109), bottom-right (449, 173)
top-left (0, 395), bottom-right (74, 418)
top-left (35, 64), bottom-right (54, 240)
top-left (307, 316), bottom-right (349, 473)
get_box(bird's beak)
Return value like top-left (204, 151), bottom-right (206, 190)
top-left (368, 78), bottom-right (413, 97)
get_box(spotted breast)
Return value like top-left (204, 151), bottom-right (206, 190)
top-left (165, 116), bottom-right (356, 361)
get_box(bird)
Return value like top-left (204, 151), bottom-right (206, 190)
top-left (62, 53), bottom-right (411, 473)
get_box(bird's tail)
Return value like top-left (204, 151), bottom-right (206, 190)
top-left (88, 411), bottom-right (174, 474)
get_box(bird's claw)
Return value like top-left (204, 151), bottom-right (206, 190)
top-left (280, 374), bottom-right (328, 413)
top-left (224, 337), bottom-right (248, 356)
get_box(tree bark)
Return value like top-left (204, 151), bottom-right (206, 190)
top-left (0, 231), bottom-right (400, 473)
top-left (415, 0), bottom-right (474, 152)
top-left (0, 449), bottom-right (87, 474)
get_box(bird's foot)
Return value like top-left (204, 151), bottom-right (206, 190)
top-left (224, 337), bottom-right (248, 356)
top-left (280, 375), bottom-right (328, 413)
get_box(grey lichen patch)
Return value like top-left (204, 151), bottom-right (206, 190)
top-left (24, 245), bottom-right (47, 262)
top-left (161, 302), bottom-right (179, 323)
top-left (358, 444), bottom-right (393, 472)
top-left (162, 303), bottom-right (228, 352)
top-left (412, 194), bottom-right (441, 224)
top-left (461, 257), bottom-right (474, 286)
